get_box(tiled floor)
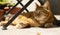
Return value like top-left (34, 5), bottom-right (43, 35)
top-left (0, 26), bottom-right (60, 35)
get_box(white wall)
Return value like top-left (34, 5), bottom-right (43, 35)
top-left (7, 0), bottom-right (41, 11)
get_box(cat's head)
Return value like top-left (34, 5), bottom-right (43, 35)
top-left (33, 3), bottom-right (49, 21)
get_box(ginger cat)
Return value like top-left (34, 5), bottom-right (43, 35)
top-left (14, 3), bottom-right (54, 28)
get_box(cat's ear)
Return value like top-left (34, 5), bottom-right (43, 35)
top-left (43, 1), bottom-right (50, 10)
top-left (35, 3), bottom-right (40, 9)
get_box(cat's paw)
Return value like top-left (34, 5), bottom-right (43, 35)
top-left (44, 23), bottom-right (54, 28)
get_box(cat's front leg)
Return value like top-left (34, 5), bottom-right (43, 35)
top-left (15, 23), bottom-right (30, 29)
top-left (44, 23), bottom-right (54, 28)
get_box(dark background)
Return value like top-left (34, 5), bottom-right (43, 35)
top-left (48, 0), bottom-right (60, 15)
